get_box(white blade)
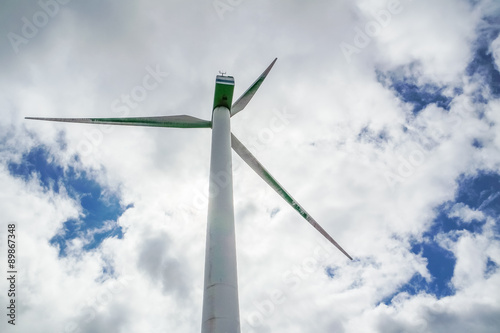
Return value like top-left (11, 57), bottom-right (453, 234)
top-left (231, 133), bottom-right (353, 260)
top-left (25, 115), bottom-right (211, 128)
top-left (230, 58), bottom-right (277, 117)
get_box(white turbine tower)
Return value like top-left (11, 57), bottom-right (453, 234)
top-left (26, 58), bottom-right (353, 333)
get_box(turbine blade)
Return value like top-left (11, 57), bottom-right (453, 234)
top-left (230, 58), bottom-right (277, 117)
top-left (25, 115), bottom-right (211, 128)
top-left (231, 134), bottom-right (353, 260)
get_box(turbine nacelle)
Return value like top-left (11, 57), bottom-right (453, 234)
top-left (213, 75), bottom-right (235, 110)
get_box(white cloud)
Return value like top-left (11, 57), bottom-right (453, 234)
top-left (1, 0), bottom-right (500, 332)
top-left (448, 203), bottom-right (485, 223)
top-left (491, 34), bottom-right (500, 72)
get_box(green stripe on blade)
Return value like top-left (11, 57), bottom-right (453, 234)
top-left (231, 133), bottom-right (353, 260)
top-left (230, 58), bottom-right (277, 117)
top-left (25, 115), bottom-right (212, 128)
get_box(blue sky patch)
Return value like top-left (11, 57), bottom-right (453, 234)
top-left (379, 236), bottom-right (456, 306)
top-left (410, 240), bottom-right (456, 297)
top-left (8, 146), bottom-right (64, 193)
top-left (380, 272), bottom-right (436, 306)
top-left (466, 20), bottom-right (500, 97)
top-left (384, 172), bottom-right (500, 304)
top-left (472, 138), bottom-right (483, 148)
top-left (325, 266), bottom-right (337, 278)
top-left (432, 207), bottom-right (486, 235)
top-left (467, 46), bottom-right (500, 97)
top-left (455, 172), bottom-right (500, 218)
top-left (8, 145), bottom-right (128, 256)
top-left (485, 258), bottom-right (498, 276)
top-left (376, 69), bottom-right (453, 114)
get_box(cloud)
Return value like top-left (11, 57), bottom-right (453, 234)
top-left (1, 0), bottom-right (500, 332)
top-left (491, 34), bottom-right (500, 71)
top-left (448, 203), bottom-right (485, 223)
top-left (136, 231), bottom-right (190, 297)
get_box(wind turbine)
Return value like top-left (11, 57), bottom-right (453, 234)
top-left (26, 58), bottom-right (353, 333)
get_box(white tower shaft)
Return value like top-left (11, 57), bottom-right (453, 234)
top-left (201, 106), bottom-right (241, 333)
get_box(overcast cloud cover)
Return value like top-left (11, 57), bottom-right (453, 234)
top-left (1, 0), bottom-right (500, 332)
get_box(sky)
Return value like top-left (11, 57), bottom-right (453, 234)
top-left (1, 0), bottom-right (500, 332)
